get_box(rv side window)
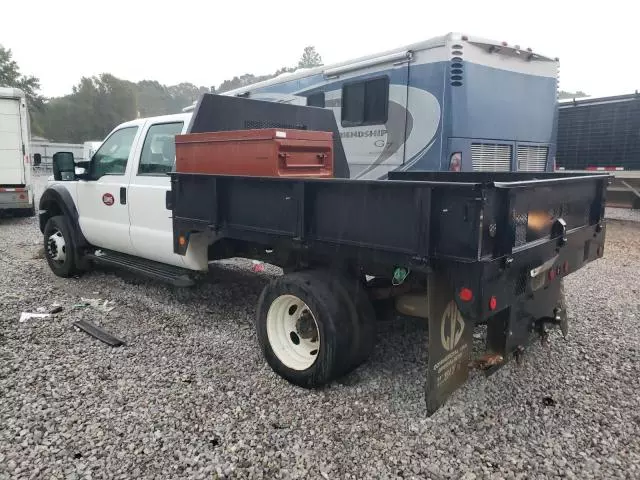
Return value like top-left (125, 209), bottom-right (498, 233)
top-left (307, 92), bottom-right (325, 108)
top-left (341, 77), bottom-right (389, 127)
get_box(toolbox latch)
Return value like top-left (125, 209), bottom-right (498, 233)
top-left (551, 218), bottom-right (567, 246)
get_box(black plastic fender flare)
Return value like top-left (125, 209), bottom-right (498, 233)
top-left (38, 185), bottom-right (88, 248)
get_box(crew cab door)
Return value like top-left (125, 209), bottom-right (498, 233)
top-left (76, 126), bottom-right (140, 254)
top-left (127, 120), bottom-right (188, 267)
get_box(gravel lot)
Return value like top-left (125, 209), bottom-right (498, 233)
top-left (0, 210), bottom-right (638, 479)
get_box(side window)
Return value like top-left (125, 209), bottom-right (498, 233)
top-left (341, 76), bottom-right (389, 127)
top-left (138, 122), bottom-right (184, 176)
top-left (91, 127), bottom-right (138, 178)
top-left (307, 92), bottom-right (325, 108)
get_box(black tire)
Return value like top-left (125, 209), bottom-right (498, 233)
top-left (330, 274), bottom-right (377, 370)
top-left (43, 215), bottom-right (78, 278)
top-left (256, 271), bottom-right (356, 388)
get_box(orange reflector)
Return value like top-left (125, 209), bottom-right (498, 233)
top-left (178, 235), bottom-right (186, 246)
top-left (459, 288), bottom-right (473, 302)
top-left (548, 268), bottom-right (556, 281)
top-left (489, 296), bottom-right (497, 311)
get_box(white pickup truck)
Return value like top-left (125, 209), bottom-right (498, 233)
top-left (0, 87), bottom-right (35, 216)
top-left (38, 112), bottom-right (211, 280)
top-left (37, 94), bottom-right (608, 416)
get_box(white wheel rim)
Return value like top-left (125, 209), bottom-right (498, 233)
top-left (47, 229), bottom-right (66, 263)
top-left (266, 295), bottom-right (320, 371)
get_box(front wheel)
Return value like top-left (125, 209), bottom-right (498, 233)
top-left (43, 215), bottom-right (78, 278)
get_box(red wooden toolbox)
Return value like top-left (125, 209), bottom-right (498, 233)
top-left (174, 129), bottom-right (334, 178)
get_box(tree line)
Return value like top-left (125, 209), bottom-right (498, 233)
top-left (0, 45), bottom-right (323, 144)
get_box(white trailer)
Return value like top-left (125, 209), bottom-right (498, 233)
top-left (83, 141), bottom-right (102, 161)
top-left (0, 87), bottom-right (34, 216)
top-left (30, 141), bottom-right (85, 167)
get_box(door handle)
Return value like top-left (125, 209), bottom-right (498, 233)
top-left (120, 187), bottom-right (127, 205)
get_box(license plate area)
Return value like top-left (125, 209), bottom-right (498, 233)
top-left (531, 271), bottom-right (547, 291)
top-left (529, 254), bottom-right (558, 292)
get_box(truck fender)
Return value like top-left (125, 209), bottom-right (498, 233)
top-left (38, 185), bottom-right (88, 248)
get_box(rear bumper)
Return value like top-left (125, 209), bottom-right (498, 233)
top-left (451, 221), bottom-right (606, 324)
top-left (0, 189), bottom-right (32, 210)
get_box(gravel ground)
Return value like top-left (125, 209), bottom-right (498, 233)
top-left (0, 212), bottom-right (639, 479)
top-left (605, 207), bottom-right (640, 223)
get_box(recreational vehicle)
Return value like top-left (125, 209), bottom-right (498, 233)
top-left (188, 33), bottom-right (560, 179)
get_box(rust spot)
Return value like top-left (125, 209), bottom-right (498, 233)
top-left (471, 353), bottom-right (504, 370)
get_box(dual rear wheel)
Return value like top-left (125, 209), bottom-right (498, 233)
top-left (256, 270), bottom-right (376, 387)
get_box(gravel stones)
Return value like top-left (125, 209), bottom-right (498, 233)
top-left (0, 199), bottom-right (638, 479)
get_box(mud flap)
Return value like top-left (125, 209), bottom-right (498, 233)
top-left (425, 272), bottom-right (474, 416)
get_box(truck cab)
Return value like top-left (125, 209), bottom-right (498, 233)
top-left (39, 112), bottom-right (209, 276)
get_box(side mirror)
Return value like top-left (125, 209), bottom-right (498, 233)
top-left (33, 153), bottom-right (42, 166)
top-left (52, 151), bottom-right (76, 181)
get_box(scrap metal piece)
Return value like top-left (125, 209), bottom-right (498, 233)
top-left (555, 282), bottom-right (569, 339)
top-left (472, 353), bottom-right (505, 370)
top-left (73, 319), bottom-right (125, 347)
top-left (555, 308), bottom-right (569, 339)
top-left (19, 312), bottom-right (50, 322)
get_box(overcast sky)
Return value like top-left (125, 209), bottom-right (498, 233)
top-left (2, 0), bottom-right (638, 99)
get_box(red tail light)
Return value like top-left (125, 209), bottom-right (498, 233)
top-left (449, 152), bottom-right (462, 172)
top-left (459, 288), bottom-right (473, 302)
top-left (489, 296), bottom-right (497, 311)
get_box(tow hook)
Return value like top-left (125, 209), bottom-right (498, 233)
top-left (552, 306), bottom-right (569, 339)
top-left (513, 345), bottom-right (525, 365)
top-left (535, 320), bottom-right (551, 346)
top-left (535, 307), bottom-right (569, 345)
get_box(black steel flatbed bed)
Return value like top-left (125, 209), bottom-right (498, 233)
top-left (168, 169), bottom-right (609, 414)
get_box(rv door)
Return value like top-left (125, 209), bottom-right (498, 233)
top-left (335, 62), bottom-right (409, 180)
top-left (0, 96), bottom-right (25, 185)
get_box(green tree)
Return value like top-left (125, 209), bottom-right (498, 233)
top-left (0, 45), bottom-right (43, 111)
top-left (36, 74), bottom-right (137, 143)
top-left (298, 46), bottom-right (323, 69)
top-left (0, 44), bottom-right (45, 134)
top-left (166, 82), bottom-right (209, 111)
top-left (216, 47), bottom-right (323, 93)
top-left (35, 75), bottom-right (210, 142)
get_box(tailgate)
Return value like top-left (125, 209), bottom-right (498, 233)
top-left (489, 175), bottom-right (609, 256)
top-left (0, 97), bottom-right (25, 185)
